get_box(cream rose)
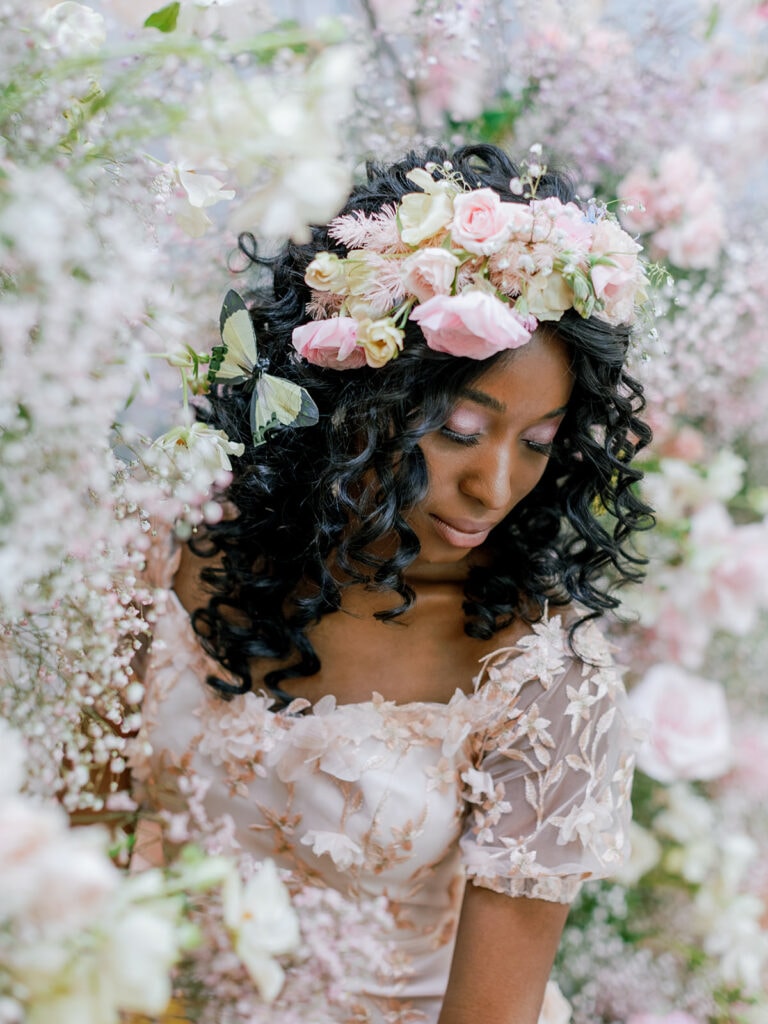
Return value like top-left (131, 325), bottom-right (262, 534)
top-left (305, 251), bottom-right (347, 292)
top-left (450, 188), bottom-right (514, 255)
top-left (523, 270), bottom-right (573, 322)
top-left (628, 664), bottom-right (732, 783)
top-left (398, 174), bottom-right (455, 246)
top-left (356, 317), bottom-right (404, 368)
top-left (401, 248), bottom-right (460, 302)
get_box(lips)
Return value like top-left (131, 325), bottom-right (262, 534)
top-left (429, 513), bottom-right (496, 549)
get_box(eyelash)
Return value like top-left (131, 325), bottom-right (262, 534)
top-left (440, 427), bottom-right (481, 447)
top-left (441, 427), bottom-right (555, 458)
top-left (525, 439), bottom-right (555, 457)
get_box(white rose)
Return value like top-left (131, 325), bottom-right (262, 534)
top-left (610, 821), bottom-right (661, 887)
top-left (39, 2), bottom-right (106, 54)
top-left (653, 783), bottom-right (714, 844)
top-left (537, 980), bottom-right (572, 1024)
top-left (399, 174), bottom-right (455, 246)
top-left (628, 664), bottom-right (731, 783)
top-left (101, 905), bottom-right (180, 1014)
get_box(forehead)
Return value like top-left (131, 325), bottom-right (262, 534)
top-left (461, 333), bottom-right (574, 415)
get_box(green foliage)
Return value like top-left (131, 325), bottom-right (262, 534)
top-left (447, 85), bottom-right (540, 145)
top-left (144, 2), bottom-right (180, 34)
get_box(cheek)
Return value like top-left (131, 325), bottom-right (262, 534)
top-left (416, 442), bottom-right (464, 497)
top-left (518, 459), bottom-right (551, 502)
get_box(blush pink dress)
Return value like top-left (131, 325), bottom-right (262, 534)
top-left (129, 529), bottom-right (635, 1023)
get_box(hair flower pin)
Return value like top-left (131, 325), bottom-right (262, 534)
top-left (210, 290), bottom-right (319, 446)
top-left (291, 159), bottom-right (649, 370)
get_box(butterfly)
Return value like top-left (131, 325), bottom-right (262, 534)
top-left (208, 290), bottom-right (319, 447)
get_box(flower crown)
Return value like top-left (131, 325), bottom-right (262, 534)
top-left (291, 161), bottom-right (648, 370)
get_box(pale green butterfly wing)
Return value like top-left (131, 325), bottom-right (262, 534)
top-left (251, 373), bottom-right (319, 446)
top-left (209, 290), bottom-right (257, 384)
top-left (211, 290), bottom-right (319, 446)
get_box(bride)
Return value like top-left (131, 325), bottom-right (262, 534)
top-left (131, 142), bottom-right (652, 1024)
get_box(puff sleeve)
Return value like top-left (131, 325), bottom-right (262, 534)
top-left (459, 613), bottom-right (636, 904)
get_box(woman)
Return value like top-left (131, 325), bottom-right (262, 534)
top-left (132, 143), bottom-right (652, 1024)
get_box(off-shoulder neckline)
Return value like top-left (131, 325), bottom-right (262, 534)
top-left (165, 587), bottom-right (590, 715)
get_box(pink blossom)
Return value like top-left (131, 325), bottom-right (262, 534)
top-left (653, 199), bottom-right (725, 270)
top-left (719, 720), bottom-right (768, 802)
top-left (530, 196), bottom-right (593, 253)
top-left (619, 149), bottom-right (725, 269)
top-left (655, 425), bottom-right (707, 462)
top-left (410, 290), bottom-right (535, 360)
top-left (400, 247), bottom-right (460, 302)
top-left (291, 317), bottom-right (366, 370)
top-left (692, 506), bottom-right (768, 634)
top-left (628, 664), bottom-right (731, 783)
top-left (619, 166), bottom-right (659, 234)
top-left (627, 1014), bottom-right (705, 1024)
top-left (450, 188), bottom-right (514, 255)
top-left (418, 54), bottom-right (486, 124)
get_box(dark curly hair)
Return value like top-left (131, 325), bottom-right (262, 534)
top-left (190, 143), bottom-right (654, 707)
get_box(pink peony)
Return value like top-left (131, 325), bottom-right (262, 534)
top-left (628, 664), bottom-right (731, 783)
top-left (291, 317), bottom-right (366, 370)
top-left (410, 290), bottom-right (535, 360)
top-left (450, 188), bottom-right (514, 255)
top-left (401, 247), bottom-right (460, 302)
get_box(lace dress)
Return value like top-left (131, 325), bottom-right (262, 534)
top-left (128, 529), bottom-right (635, 1023)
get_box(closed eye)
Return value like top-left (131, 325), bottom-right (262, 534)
top-left (440, 426), bottom-right (481, 447)
top-left (524, 439), bottom-right (555, 457)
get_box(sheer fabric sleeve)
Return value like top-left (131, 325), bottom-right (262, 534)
top-left (459, 613), bottom-right (636, 904)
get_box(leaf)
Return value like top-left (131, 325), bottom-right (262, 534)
top-left (144, 2), bottom-right (180, 33)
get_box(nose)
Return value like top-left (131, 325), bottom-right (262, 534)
top-left (459, 443), bottom-right (516, 511)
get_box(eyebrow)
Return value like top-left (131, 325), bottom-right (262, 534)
top-left (459, 387), bottom-right (569, 420)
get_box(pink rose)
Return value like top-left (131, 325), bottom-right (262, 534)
top-left (628, 664), bottom-right (732, 783)
top-left (401, 248), bottom-right (460, 302)
top-left (291, 317), bottom-right (366, 370)
top-left (589, 218), bottom-right (646, 325)
top-left (410, 290), bottom-right (535, 360)
top-left (450, 188), bottom-right (514, 255)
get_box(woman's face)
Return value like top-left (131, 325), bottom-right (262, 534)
top-left (407, 331), bottom-right (574, 573)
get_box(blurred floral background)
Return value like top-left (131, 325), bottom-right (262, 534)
top-left (2, 1), bottom-right (768, 1022)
